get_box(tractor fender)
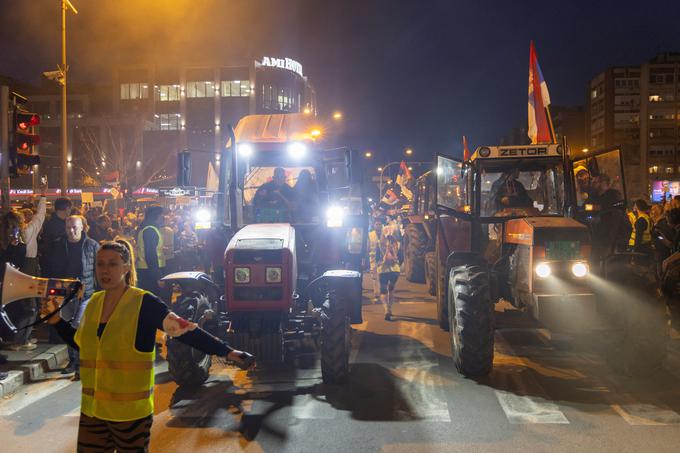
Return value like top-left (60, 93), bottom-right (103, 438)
top-left (308, 270), bottom-right (363, 324)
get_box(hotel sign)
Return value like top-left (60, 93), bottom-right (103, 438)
top-left (260, 57), bottom-right (303, 77)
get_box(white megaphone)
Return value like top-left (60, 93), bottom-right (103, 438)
top-left (0, 263), bottom-right (81, 332)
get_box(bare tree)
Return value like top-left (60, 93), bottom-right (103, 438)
top-left (77, 117), bottom-right (174, 193)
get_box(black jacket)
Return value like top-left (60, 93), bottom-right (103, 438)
top-left (44, 235), bottom-right (100, 299)
top-left (38, 214), bottom-right (66, 269)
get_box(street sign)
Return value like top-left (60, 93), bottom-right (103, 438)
top-left (159, 186), bottom-right (197, 198)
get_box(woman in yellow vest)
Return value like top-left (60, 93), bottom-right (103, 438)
top-left (44, 240), bottom-right (253, 452)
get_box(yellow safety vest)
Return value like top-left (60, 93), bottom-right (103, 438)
top-left (378, 241), bottom-right (401, 274)
top-left (368, 230), bottom-right (381, 270)
top-left (629, 211), bottom-right (652, 247)
top-left (136, 225), bottom-right (165, 269)
top-left (75, 288), bottom-right (155, 422)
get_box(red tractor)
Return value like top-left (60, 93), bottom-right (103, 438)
top-left (163, 113), bottom-right (366, 386)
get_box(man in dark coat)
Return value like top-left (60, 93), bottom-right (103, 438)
top-left (38, 197), bottom-right (72, 273)
top-left (44, 215), bottom-right (99, 378)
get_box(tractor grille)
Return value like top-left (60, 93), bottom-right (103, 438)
top-left (234, 286), bottom-right (283, 301)
top-left (233, 249), bottom-right (283, 264)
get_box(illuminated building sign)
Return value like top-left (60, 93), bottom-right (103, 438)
top-left (260, 57), bottom-right (303, 77)
top-left (652, 180), bottom-right (680, 202)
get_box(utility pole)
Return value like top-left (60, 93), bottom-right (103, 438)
top-left (60, 0), bottom-right (78, 195)
top-left (1, 86), bottom-right (9, 214)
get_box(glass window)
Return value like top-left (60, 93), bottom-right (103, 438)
top-left (153, 113), bottom-right (181, 131)
top-left (479, 160), bottom-right (565, 216)
top-left (157, 85), bottom-right (180, 101)
top-left (120, 83), bottom-right (149, 100)
top-left (573, 149), bottom-right (625, 209)
top-left (186, 81), bottom-right (215, 98)
top-left (436, 155), bottom-right (467, 212)
top-left (220, 80), bottom-right (250, 97)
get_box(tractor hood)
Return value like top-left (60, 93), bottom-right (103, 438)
top-left (226, 223), bottom-right (295, 252)
top-left (504, 217), bottom-right (590, 246)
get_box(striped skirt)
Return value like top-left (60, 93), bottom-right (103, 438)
top-left (77, 413), bottom-right (153, 452)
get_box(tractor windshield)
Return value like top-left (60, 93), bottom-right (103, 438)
top-left (479, 159), bottom-right (566, 218)
top-left (240, 146), bottom-right (322, 224)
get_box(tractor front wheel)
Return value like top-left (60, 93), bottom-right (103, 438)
top-left (167, 295), bottom-right (213, 387)
top-left (448, 265), bottom-right (494, 378)
top-left (320, 283), bottom-right (352, 385)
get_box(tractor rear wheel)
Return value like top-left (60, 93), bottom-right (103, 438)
top-left (403, 224), bottom-right (426, 283)
top-left (425, 251), bottom-right (436, 296)
top-left (448, 265), bottom-right (494, 378)
top-left (167, 295), bottom-right (213, 387)
top-left (320, 283), bottom-right (352, 385)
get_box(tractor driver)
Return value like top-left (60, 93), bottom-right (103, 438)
top-left (490, 168), bottom-right (533, 212)
top-left (253, 167), bottom-right (294, 223)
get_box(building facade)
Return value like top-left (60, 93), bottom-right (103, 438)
top-left (587, 53), bottom-right (680, 200)
top-left (11, 56), bottom-right (316, 191)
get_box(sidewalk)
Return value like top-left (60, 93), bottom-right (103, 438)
top-left (0, 343), bottom-right (69, 398)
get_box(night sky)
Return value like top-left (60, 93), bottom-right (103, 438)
top-left (1, 0), bottom-right (680, 164)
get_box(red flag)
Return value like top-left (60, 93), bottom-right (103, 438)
top-left (399, 161), bottom-right (412, 181)
top-left (463, 136), bottom-right (470, 161)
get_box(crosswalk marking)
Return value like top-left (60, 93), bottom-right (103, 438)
top-left (495, 390), bottom-right (569, 424)
top-left (612, 404), bottom-right (680, 426)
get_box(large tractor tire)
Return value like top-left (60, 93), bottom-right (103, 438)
top-left (448, 265), bottom-right (494, 378)
top-left (601, 257), bottom-right (668, 377)
top-left (403, 223), bottom-right (427, 283)
top-left (425, 251), bottom-right (436, 296)
top-left (320, 282), bottom-right (352, 385)
top-left (167, 295), bottom-right (213, 387)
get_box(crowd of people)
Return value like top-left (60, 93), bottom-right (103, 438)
top-left (0, 195), bottom-right (222, 374)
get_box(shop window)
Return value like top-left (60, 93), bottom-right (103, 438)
top-left (153, 113), bottom-right (181, 131)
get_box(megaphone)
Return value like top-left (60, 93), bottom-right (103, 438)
top-left (0, 263), bottom-right (81, 332)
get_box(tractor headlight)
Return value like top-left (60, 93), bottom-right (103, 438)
top-left (266, 267), bottom-right (282, 283)
top-left (193, 208), bottom-right (212, 223)
top-left (535, 262), bottom-right (552, 278)
top-left (326, 205), bottom-right (345, 228)
top-left (287, 142), bottom-right (307, 160)
top-left (571, 262), bottom-right (589, 278)
top-left (238, 143), bottom-right (254, 157)
top-left (234, 267), bottom-right (250, 284)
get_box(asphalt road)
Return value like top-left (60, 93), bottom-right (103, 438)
top-left (2, 275), bottom-right (680, 452)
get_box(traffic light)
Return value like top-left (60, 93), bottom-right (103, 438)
top-left (9, 108), bottom-right (40, 177)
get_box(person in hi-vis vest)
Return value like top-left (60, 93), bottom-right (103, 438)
top-left (136, 205), bottom-right (165, 295)
top-left (43, 240), bottom-right (254, 452)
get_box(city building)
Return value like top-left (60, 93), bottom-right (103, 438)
top-left (7, 56), bottom-right (316, 192)
top-left (586, 53), bottom-right (680, 200)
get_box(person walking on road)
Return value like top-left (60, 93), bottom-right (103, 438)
top-left (379, 234), bottom-right (401, 321)
top-left (136, 205), bottom-right (165, 295)
top-left (368, 217), bottom-right (385, 303)
top-left (42, 240), bottom-right (253, 452)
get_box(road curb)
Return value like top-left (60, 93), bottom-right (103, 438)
top-left (0, 370), bottom-right (24, 398)
top-left (19, 345), bottom-right (69, 381)
top-left (0, 345), bottom-right (69, 398)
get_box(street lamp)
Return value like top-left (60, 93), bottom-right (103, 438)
top-left (377, 166), bottom-right (383, 172)
top-left (364, 151), bottom-right (372, 158)
top-left (332, 111), bottom-right (343, 120)
top-left (405, 148), bottom-right (413, 156)
top-left (60, 0), bottom-right (77, 194)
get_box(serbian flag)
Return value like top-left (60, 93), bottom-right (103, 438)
top-left (381, 188), bottom-right (400, 206)
top-left (528, 41), bottom-right (554, 144)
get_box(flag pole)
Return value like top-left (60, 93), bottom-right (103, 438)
top-left (545, 105), bottom-right (557, 144)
